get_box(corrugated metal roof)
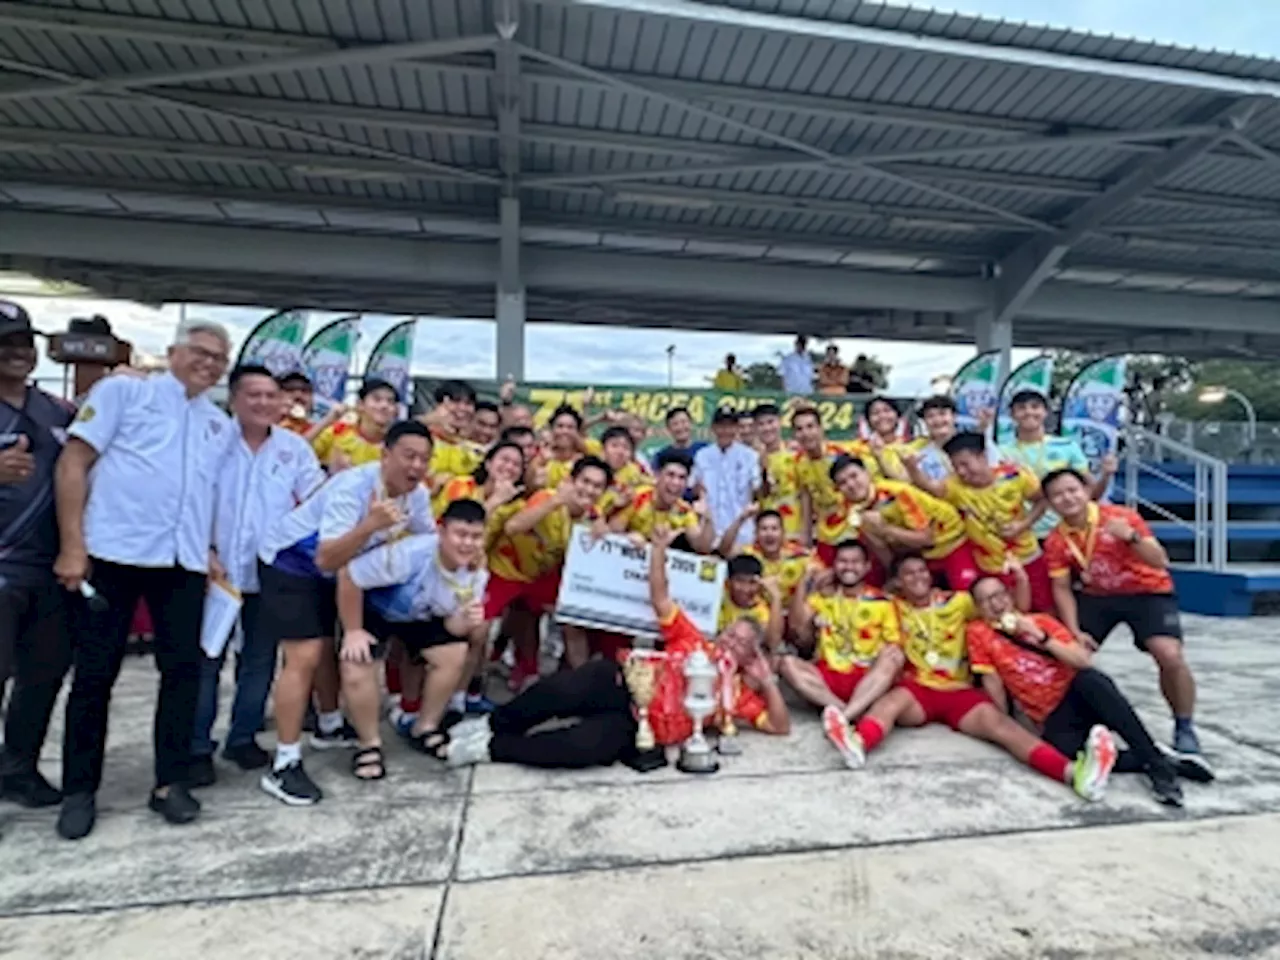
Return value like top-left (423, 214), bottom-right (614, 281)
top-left (1, 0), bottom-right (1280, 354)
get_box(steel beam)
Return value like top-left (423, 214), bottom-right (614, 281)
top-left (0, 2), bottom-right (338, 52)
top-left (992, 102), bottom-right (1255, 325)
top-left (0, 34), bottom-right (497, 105)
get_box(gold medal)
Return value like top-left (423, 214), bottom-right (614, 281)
top-left (847, 509), bottom-right (862, 530)
top-left (998, 612), bottom-right (1019, 633)
top-left (924, 650), bottom-right (940, 668)
top-left (288, 403), bottom-right (307, 421)
top-left (341, 410), bottom-right (359, 426)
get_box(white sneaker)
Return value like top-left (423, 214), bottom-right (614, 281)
top-left (450, 716), bottom-right (493, 743)
top-left (1072, 724), bottom-right (1118, 802)
top-left (446, 726), bottom-right (493, 767)
top-left (822, 705), bottom-right (865, 770)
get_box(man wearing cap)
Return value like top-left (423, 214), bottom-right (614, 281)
top-left (277, 370), bottom-right (345, 442)
top-left (0, 300), bottom-right (74, 809)
top-left (691, 408), bottom-right (762, 551)
top-left (312, 378), bottom-right (398, 472)
top-left (53, 321), bottom-right (234, 840)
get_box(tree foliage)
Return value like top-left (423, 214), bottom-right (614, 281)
top-left (742, 361), bottom-right (782, 390)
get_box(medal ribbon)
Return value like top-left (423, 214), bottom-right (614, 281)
top-left (1060, 502), bottom-right (1100, 576)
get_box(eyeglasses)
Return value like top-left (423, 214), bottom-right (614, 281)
top-left (185, 343), bottom-right (230, 366)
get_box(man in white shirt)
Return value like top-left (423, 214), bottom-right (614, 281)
top-left (692, 409), bottom-right (763, 551)
top-left (53, 321), bottom-right (234, 840)
top-left (778, 335), bottom-right (814, 396)
top-left (188, 365), bottom-right (325, 787)
top-left (257, 420), bottom-right (434, 806)
top-left (338, 499), bottom-right (489, 759)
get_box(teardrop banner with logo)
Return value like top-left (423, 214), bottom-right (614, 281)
top-left (233, 309), bottom-right (308, 377)
top-left (301, 315), bottom-right (361, 406)
top-left (1061, 355), bottom-right (1128, 482)
top-left (363, 319), bottom-right (418, 415)
top-left (949, 350), bottom-right (1001, 432)
top-left (995, 354), bottom-right (1055, 444)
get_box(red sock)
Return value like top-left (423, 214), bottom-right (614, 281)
top-left (400, 697), bottom-right (422, 714)
top-left (1028, 743), bottom-right (1071, 783)
top-left (855, 717), bottom-right (885, 753)
top-left (385, 659), bottom-right (402, 696)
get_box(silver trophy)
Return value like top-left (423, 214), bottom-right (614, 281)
top-left (677, 648), bottom-right (720, 774)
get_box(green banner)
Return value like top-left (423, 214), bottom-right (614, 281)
top-left (414, 378), bottom-right (912, 456)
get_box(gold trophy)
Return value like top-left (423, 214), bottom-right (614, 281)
top-left (716, 652), bottom-right (742, 756)
top-left (622, 652), bottom-right (668, 772)
top-left (998, 612), bottom-right (1020, 633)
top-left (288, 402), bottom-right (308, 421)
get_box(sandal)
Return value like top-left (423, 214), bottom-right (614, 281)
top-left (406, 728), bottom-right (450, 760)
top-left (351, 746), bottom-right (387, 781)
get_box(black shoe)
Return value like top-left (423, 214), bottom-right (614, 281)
top-left (148, 784), bottom-right (201, 825)
top-left (302, 705), bottom-right (318, 734)
top-left (187, 756), bottom-right (217, 789)
top-left (1159, 743), bottom-right (1216, 783)
top-left (259, 761), bottom-right (323, 806)
top-left (1148, 763), bottom-right (1184, 808)
top-left (0, 770), bottom-right (63, 808)
top-left (57, 792), bottom-right (97, 841)
top-left (310, 720), bottom-right (358, 750)
top-left (223, 740), bottom-right (270, 771)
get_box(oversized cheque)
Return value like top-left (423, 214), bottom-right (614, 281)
top-left (555, 526), bottom-right (726, 641)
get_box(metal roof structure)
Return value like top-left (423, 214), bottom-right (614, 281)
top-left (3, 0), bottom-right (1280, 375)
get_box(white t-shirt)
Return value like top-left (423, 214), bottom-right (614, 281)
top-left (259, 462), bottom-right (434, 578)
top-left (213, 423), bottom-right (326, 593)
top-left (779, 352), bottom-right (814, 395)
top-left (69, 372), bottom-right (231, 573)
top-left (347, 533), bottom-right (488, 622)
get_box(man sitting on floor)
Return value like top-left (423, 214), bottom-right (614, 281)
top-left (966, 574), bottom-right (1212, 807)
top-left (821, 555), bottom-right (1119, 804)
top-left (445, 524), bottom-right (790, 768)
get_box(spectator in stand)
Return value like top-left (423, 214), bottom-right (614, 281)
top-left (778, 335), bottom-right (814, 396)
top-left (650, 406), bottom-right (707, 475)
top-left (712, 354), bottom-right (745, 393)
top-left (817, 345), bottom-right (848, 396)
top-left (847, 354), bottom-right (878, 394)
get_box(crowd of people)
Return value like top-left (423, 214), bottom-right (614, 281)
top-left (0, 303), bottom-right (1214, 844)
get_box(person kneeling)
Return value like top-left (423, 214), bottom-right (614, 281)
top-left (338, 500), bottom-right (490, 770)
top-left (966, 575), bottom-right (1210, 808)
top-left (446, 523), bottom-right (790, 768)
top-left (824, 557), bottom-right (1119, 803)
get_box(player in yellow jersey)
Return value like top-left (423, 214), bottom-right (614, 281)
top-left (716, 554), bottom-right (784, 652)
top-left (311, 378), bottom-right (398, 472)
top-left (596, 425), bottom-right (649, 518)
top-left (752, 402), bottom-right (804, 540)
top-left (610, 450), bottom-right (715, 552)
top-left (423, 380), bottom-right (484, 510)
top-left (544, 404), bottom-right (603, 489)
top-left (791, 406), bottom-right (875, 559)
top-left (828, 454), bottom-right (979, 591)
top-left (861, 396), bottom-right (927, 480)
top-left (780, 541), bottom-right (905, 725)
top-left (905, 431), bottom-right (1052, 610)
top-left (717, 505), bottom-right (812, 607)
top-left (434, 441), bottom-right (526, 520)
top-left (819, 555), bottom-right (1118, 806)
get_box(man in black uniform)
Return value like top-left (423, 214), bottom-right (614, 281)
top-left (0, 300), bottom-right (73, 807)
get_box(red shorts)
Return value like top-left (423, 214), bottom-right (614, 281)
top-left (927, 540), bottom-right (980, 592)
top-left (817, 662), bottom-right (869, 702)
top-left (996, 553), bottom-right (1053, 612)
top-left (815, 541), bottom-right (886, 587)
top-left (901, 679), bottom-right (991, 731)
top-left (483, 571), bottom-right (561, 620)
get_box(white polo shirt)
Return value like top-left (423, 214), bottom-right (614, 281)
top-left (259, 462), bottom-right (434, 578)
top-left (69, 372), bottom-right (231, 574)
top-left (691, 441), bottom-right (762, 547)
top-left (213, 422), bottom-right (326, 593)
top-left (348, 533), bottom-right (488, 622)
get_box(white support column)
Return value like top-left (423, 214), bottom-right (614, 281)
top-left (974, 309), bottom-right (1013, 385)
top-left (493, 0), bottom-right (525, 381)
top-left (496, 195), bottom-right (525, 381)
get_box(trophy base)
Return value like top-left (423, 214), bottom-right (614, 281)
top-left (717, 735), bottom-right (743, 756)
top-left (676, 752), bottom-right (720, 775)
top-left (623, 747), bottom-right (668, 773)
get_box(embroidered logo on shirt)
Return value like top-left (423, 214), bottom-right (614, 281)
top-left (76, 405), bottom-right (95, 423)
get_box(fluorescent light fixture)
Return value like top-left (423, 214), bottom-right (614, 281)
top-left (613, 191), bottom-right (715, 210)
top-left (1198, 385), bottom-right (1228, 404)
top-left (291, 164), bottom-right (407, 183)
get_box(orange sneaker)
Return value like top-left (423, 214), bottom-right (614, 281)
top-left (822, 705), bottom-right (866, 770)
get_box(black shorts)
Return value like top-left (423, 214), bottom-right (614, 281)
top-left (257, 562), bottom-right (337, 643)
top-left (1076, 592), bottom-right (1183, 652)
top-left (364, 605), bottom-right (466, 664)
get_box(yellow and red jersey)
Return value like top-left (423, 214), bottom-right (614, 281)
top-left (874, 436), bottom-right (928, 480)
top-left (868, 479), bottom-right (965, 560)
top-left (612, 486), bottom-right (699, 539)
top-left (312, 421), bottom-right (383, 470)
top-left (796, 440), bottom-right (882, 545)
top-left (1044, 503), bottom-right (1174, 597)
top-left (434, 475), bottom-right (482, 519)
top-left (742, 542), bottom-right (811, 605)
top-left (760, 446), bottom-right (803, 539)
top-left (278, 414), bottom-right (312, 436)
top-left (806, 589), bottom-right (899, 673)
top-left (892, 591), bottom-right (977, 691)
top-left (486, 489), bottom-right (593, 583)
top-left (717, 595), bottom-right (772, 633)
top-left (544, 437), bottom-right (604, 489)
top-left (597, 460), bottom-right (650, 517)
top-left (942, 463), bottom-right (1041, 573)
top-left (967, 615), bottom-right (1077, 724)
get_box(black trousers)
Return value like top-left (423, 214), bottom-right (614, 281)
top-left (1041, 668), bottom-right (1162, 775)
top-left (0, 578), bottom-right (72, 777)
top-left (489, 659), bottom-right (637, 769)
top-left (62, 561), bottom-right (206, 794)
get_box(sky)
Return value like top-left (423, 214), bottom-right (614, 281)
top-left (9, 0), bottom-right (1280, 395)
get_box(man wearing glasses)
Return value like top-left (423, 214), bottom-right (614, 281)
top-left (52, 321), bottom-right (234, 840)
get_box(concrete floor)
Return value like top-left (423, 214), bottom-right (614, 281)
top-left (2, 615), bottom-right (1280, 959)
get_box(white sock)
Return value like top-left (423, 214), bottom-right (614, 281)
top-left (448, 692), bottom-right (466, 713)
top-left (318, 710), bottom-right (344, 735)
top-left (274, 742), bottom-right (302, 771)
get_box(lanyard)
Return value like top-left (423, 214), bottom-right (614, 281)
top-left (903, 594), bottom-right (945, 667)
top-left (1059, 503), bottom-right (1100, 578)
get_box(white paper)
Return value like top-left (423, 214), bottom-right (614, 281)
top-left (201, 579), bottom-right (243, 658)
